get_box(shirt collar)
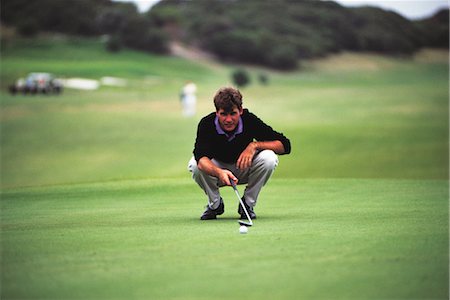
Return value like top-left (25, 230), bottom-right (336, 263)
top-left (214, 116), bottom-right (243, 141)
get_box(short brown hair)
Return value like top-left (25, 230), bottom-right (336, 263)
top-left (213, 87), bottom-right (243, 112)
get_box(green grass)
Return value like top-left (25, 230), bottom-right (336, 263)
top-left (0, 38), bottom-right (216, 81)
top-left (1, 178), bottom-right (448, 299)
top-left (1, 39), bottom-right (448, 187)
top-left (1, 37), bottom-right (449, 299)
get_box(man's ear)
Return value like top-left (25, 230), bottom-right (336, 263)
top-left (239, 108), bottom-right (244, 115)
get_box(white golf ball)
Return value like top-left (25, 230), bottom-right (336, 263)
top-left (239, 225), bottom-right (248, 234)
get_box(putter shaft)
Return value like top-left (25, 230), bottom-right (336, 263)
top-left (231, 181), bottom-right (253, 226)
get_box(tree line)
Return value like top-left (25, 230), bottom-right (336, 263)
top-left (1, 0), bottom-right (448, 70)
top-left (1, 0), bottom-right (168, 54)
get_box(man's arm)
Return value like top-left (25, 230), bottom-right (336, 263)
top-left (254, 140), bottom-right (285, 154)
top-left (197, 157), bottom-right (238, 186)
top-left (248, 111), bottom-right (291, 156)
top-left (237, 140), bottom-right (285, 170)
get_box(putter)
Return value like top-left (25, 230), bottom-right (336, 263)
top-left (231, 180), bottom-right (253, 227)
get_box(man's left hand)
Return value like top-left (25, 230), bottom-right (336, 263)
top-left (237, 142), bottom-right (257, 169)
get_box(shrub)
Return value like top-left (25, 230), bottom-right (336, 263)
top-left (232, 69), bottom-right (251, 88)
top-left (258, 73), bottom-right (269, 85)
top-left (207, 31), bottom-right (265, 64)
top-left (120, 17), bottom-right (169, 54)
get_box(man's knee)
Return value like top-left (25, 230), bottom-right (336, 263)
top-left (188, 156), bottom-right (199, 175)
top-left (256, 150), bottom-right (279, 170)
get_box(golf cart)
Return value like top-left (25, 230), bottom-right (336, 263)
top-left (9, 72), bottom-right (63, 95)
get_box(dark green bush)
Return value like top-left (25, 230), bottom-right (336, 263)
top-left (120, 17), bottom-right (169, 54)
top-left (258, 73), bottom-right (269, 85)
top-left (232, 69), bottom-right (251, 88)
top-left (208, 31), bottom-right (265, 64)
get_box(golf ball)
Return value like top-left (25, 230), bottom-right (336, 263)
top-left (239, 225), bottom-right (248, 234)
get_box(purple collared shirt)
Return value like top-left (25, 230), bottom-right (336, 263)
top-left (214, 116), bottom-right (243, 141)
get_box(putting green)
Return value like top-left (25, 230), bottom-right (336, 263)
top-left (1, 178), bottom-right (448, 299)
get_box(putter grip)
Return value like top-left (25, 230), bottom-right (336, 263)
top-left (231, 180), bottom-right (237, 189)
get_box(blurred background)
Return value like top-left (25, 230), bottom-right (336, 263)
top-left (1, 0), bottom-right (448, 188)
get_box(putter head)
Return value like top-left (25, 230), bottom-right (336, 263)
top-left (231, 181), bottom-right (254, 227)
top-left (238, 220), bottom-right (253, 227)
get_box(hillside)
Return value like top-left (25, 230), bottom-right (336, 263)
top-left (149, 0), bottom-right (448, 69)
top-left (1, 0), bottom-right (448, 70)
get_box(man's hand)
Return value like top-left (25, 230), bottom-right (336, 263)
top-left (237, 140), bottom-right (285, 170)
top-left (198, 157), bottom-right (238, 186)
top-left (237, 142), bottom-right (257, 170)
top-left (218, 169), bottom-right (238, 186)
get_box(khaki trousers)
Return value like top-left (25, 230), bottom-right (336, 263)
top-left (188, 150), bottom-right (279, 210)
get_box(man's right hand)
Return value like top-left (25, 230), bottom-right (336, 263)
top-left (198, 156), bottom-right (238, 186)
top-left (218, 169), bottom-right (238, 186)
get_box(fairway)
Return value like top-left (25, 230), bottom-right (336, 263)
top-left (1, 178), bottom-right (448, 299)
top-left (1, 38), bottom-right (449, 299)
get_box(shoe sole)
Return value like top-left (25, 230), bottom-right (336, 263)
top-left (200, 208), bottom-right (224, 220)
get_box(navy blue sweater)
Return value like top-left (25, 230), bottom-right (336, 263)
top-left (193, 109), bottom-right (291, 163)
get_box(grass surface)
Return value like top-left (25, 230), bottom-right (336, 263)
top-left (1, 178), bottom-right (448, 299)
top-left (1, 37), bottom-right (449, 299)
top-left (1, 39), bottom-right (448, 187)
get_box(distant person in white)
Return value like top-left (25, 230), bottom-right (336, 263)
top-left (180, 81), bottom-right (197, 117)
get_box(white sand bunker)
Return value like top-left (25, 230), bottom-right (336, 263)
top-left (100, 77), bottom-right (127, 87)
top-left (62, 77), bottom-right (127, 90)
top-left (62, 78), bottom-right (100, 90)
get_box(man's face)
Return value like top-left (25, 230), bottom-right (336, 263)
top-left (216, 106), bottom-right (243, 132)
